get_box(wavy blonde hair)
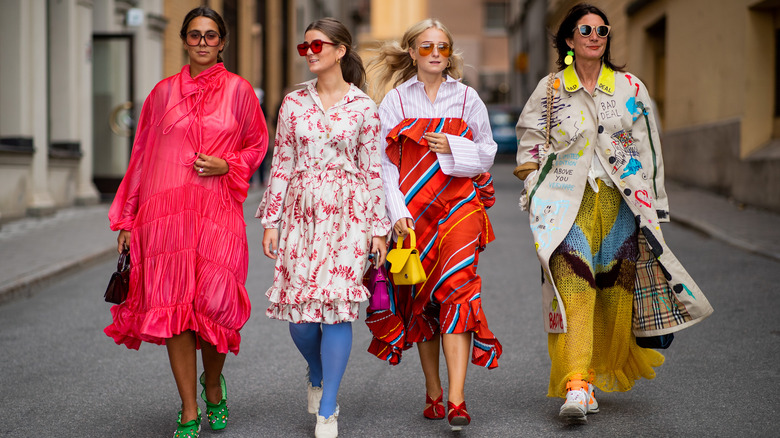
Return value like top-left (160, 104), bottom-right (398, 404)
top-left (367, 18), bottom-right (463, 101)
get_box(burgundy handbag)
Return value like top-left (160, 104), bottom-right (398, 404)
top-left (104, 248), bottom-right (130, 304)
top-left (364, 265), bottom-right (390, 311)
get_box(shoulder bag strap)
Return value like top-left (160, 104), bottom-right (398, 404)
top-left (542, 72), bottom-right (555, 157)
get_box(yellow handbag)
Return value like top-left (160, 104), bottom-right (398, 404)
top-left (386, 229), bottom-right (427, 285)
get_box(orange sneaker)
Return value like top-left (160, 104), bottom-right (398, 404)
top-left (559, 379), bottom-right (588, 422)
top-left (587, 383), bottom-right (599, 414)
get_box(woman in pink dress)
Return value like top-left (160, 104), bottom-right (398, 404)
top-left (257, 18), bottom-right (390, 438)
top-left (105, 7), bottom-right (267, 437)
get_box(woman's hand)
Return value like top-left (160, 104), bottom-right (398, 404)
top-left (370, 235), bottom-right (388, 267)
top-left (194, 153), bottom-right (229, 177)
top-left (393, 218), bottom-right (414, 238)
top-left (424, 133), bottom-right (451, 154)
top-left (117, 230), bottom-right (131, 253)
top-left (262, 228), bottom-right (279, 259)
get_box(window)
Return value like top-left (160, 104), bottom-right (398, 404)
top-left (775, 28), bottom-right (780, 117)
top-left (773, 9), bottom-right (780, 137)
top-left (485, 1), bottom-right (507, 31)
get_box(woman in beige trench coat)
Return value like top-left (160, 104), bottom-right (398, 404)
top-left (515, 2), bottom-right (712, 423)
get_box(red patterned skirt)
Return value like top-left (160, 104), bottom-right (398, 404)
top-left (365, 117), bottom-right (502, 368)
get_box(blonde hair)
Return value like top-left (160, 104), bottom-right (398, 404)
top-left (367, 18), bottom-right (463, 101)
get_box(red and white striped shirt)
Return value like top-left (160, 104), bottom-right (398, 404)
top-left (378, 75), bottom-right (497, 226)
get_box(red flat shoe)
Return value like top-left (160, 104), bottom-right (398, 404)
top-left (423, 387), bottom-right (445, 420)
top-left (447, 400), bottom-right (471, 430)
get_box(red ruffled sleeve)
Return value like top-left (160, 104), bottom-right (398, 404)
top-left (108, 85), bottom-right (160, 231)
top-left (220, 81), bottom-right (268, 203)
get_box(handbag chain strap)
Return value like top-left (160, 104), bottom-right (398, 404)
top-left (542, 72), bottom-right (555, 158)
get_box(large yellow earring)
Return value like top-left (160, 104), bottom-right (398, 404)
top-left (565, 50), bottom-right (574, 66)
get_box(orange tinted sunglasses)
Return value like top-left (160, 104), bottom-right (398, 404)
top-left (417, 42), bottom-right (451, 57)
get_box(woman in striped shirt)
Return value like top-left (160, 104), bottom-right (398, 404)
top-left (364, 18), bottom-right (502, 431)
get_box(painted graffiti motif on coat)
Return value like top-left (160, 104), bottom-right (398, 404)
top-left (515, 64), bottom-right (713, 335)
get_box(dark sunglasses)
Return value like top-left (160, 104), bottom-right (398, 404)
top-left (417, 42), bottom-right (452, 57)
top-left (575, 24), bottom-right (611, 38)
top-left (297, 39), bottom-right (337, 56)
top-left (185, 31), bottom-right (221, 47)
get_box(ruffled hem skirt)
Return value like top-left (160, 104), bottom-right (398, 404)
top-left (266, 284), bottom-right (368, 323)
top-left (266, 170), bottom-right (375, 324)
top-left (366, 291), bottom-right (502, 369)
top-left (105, 302), bottom-right (245, 355)
top-left (104, 183), bottom-right (251, 355)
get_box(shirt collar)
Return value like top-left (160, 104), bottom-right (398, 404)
top-left (298, 78), bottom-right (368, 108)
top-left (562, 63), bottom-right (615, 95)
top-left (400, 74), bottom-right (460, 90)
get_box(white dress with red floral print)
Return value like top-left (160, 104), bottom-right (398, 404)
top-left (256, 80), bottom-right (391, 324)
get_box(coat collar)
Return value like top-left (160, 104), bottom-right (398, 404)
top-left (562, 63), bottom-right (615, 95)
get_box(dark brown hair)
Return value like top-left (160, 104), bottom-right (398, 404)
top-left (554, 3), bottom-right (623, 72)
top-left (306, 18), bottom-right (365, 88)
top-left (179, 7), bottom-right (228, 63)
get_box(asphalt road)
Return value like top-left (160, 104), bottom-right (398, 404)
top-left (1, 164), bottom-right (778, 437)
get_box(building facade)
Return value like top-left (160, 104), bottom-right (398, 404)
top-left (0, 0), bottom-right (167, 222)
top-left (0, 0), bottom-right (274, 223)
top-left (362, 0), bottom-right (511, 104)
top-left (509, 0), bottom-right (780, 212)
top-left (623, 0), bottom-right (780, 212)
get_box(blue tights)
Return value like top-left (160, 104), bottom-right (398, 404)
top-left (288, 322), bottom-right (352, 418)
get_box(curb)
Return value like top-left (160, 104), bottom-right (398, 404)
top-left (0, 246), bottom-right (116, 306)
top-left (671, 213), bottom-right (780, 263)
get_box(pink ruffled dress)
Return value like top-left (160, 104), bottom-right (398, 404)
top-left (105, 63), bottom-right (268, 355)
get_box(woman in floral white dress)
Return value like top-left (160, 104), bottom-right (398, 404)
top-left (256, 18), bottom-right (390, 438)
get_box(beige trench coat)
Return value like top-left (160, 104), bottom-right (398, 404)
top-left (515, 64), bottom-right (713, 336)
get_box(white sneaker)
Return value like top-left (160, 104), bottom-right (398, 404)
top-left (587, 383), bottom-right (599, 414)
top-left (559, 380), bottom-right (588, 422)
top-left (307, 381), bottom-right (323, 414)
top-left (306, 368), bottom-right (323, 414)
top-left (315, 405), bottom-right (339, 438)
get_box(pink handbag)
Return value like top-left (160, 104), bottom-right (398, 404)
top-left (364, 265), bottom-right (391, 311)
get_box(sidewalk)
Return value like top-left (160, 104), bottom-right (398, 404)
top-left (1, 172), bottom-right (778, 305)
top-left (664, 180), bottom-right (780, 262)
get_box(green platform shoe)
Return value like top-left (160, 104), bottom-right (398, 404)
top-left (199, 372), bottom-right (229, 431)
top-left (173, 407), bottom-right (201, 438)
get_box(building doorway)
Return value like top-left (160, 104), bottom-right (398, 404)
top-left (92, 34), bottom-right (134, 198)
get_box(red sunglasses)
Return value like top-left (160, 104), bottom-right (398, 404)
top-left (297, 39), bottom-right (337, 56)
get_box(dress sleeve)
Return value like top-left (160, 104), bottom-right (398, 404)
top-left (107, 88), bottom-right (157, 231)
top-left (221, 81), bottom-right (268, 203)
top-left (256, 96), bottom-right (296, 228)
top-left (633, 76), bottom-right (669, 221)
top-left (438, 88), bottom-right (497, 177)
top-left (515, 77), bottom-right (549, 178)
top-left (357, 101), bottom-right (392, 236)
top-left (378, 92), bottom-right (413, 227)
